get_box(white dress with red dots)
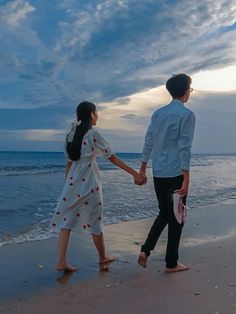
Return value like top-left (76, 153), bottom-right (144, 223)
top-left (51, 128), bottom-right (113, 235)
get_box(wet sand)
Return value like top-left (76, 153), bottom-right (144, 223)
top-left (1, 202), bottom-right (236, 313)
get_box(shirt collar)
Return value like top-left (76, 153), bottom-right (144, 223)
top-left (170, 99), bottom-right (185, 105)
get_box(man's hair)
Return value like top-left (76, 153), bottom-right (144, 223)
top-left (166, 73), bottom-right (192, 98)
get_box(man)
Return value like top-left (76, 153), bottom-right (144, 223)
top-left (138, 73), bottom-right (196, 273)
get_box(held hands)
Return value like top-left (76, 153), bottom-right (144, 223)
top-left (133, 171), bottom-right (147, 186)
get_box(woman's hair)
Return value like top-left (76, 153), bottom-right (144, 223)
top-left (166, 73), bottom-right (192, 98)
top-left (66, 101), bottom-right (96, 161)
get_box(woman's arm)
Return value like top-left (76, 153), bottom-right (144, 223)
top-left (65, 160), bottom-right (72, 179)
top-left (109, 154), bottom-right (142, 184)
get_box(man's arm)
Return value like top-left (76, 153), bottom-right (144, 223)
top-left (139, 118), bottom-right (154, 184)
top-left (177, 111), bottom-right (196, 195)
top-left (175, 170), bottom-right (189, 195)
top-left (139, 161), bottom-right (148, 184)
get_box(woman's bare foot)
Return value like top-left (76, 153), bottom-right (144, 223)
top-left (99, 264), bottom-right (110, 272)
top-left (56, 263), bottom-right (77, 272)
top-left (138, 252), bottom-right (148, 268)
top-left (99, 256), bottom-right (116, 264)
top-left (165, 262), bottom-right (190, 273)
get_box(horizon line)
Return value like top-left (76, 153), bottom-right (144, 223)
top-left (0, 150), bottom-right (236, 156)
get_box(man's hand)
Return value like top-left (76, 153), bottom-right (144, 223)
top-left (175, 180), bottom-right (189, 196)
top-left (175, 170), bottom-right (190, 196)
top-left (136, 161), bottom-right (148, 186)
top-left (139, 171), bottom-right (147, 185)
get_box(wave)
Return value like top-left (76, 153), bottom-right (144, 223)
top-left (0, 164), bottom-right (123, 176)
top-left (1, 194), bottom-right (236, 248)
top-left (1, 151), bottom-right (233, 177)
top-left (0, 165), bottom-right (65, 176)
top-left (191, 160), bottom-right (214, 167)
top-left (0, 157), bottom-right (142, 176)
top-left (0, 223), bottom-right (56, 247)
top-left (0, 158), bottom-right (217, 177)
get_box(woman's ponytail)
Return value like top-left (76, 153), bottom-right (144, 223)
top-left (66, 101), bottom-right (96, 161)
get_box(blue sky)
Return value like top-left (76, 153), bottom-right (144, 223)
top-left (0, 0), bottom-right (236, 153)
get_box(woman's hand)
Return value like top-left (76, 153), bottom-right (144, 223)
top-left (133, 172), bottom-right (147, 185)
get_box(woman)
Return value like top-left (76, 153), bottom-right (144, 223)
top-left (52, 101), bottom-right (141, 271)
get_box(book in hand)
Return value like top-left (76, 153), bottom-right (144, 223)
top-left (173, 192), bottom-right (187, 224)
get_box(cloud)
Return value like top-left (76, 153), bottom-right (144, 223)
top-left (23, 129), bottom-right (64, 142)
top-left (96, 85), bottom-right (170, 133)
top-left (0, 128), bottom-right (64, 141)
top-left (192, 65), bottom-right (236, 92)
top-left (1, 0), bottom-right (236, 110)
top-left (1, 0), bottom-right (35, 27)
top-left (121, 114), bottom-right (137, 119)
top-left (188, 90), bottom-right (236, 153)
top-left (1, 87), bottom-right (236, 153)
top-left (97, 88), bottom-right (236, 153)
top-left (0, 104), bottom-right (75, 129)
top-left (0, 0), bottom-right (236, 153)
top-left (0, 129), bottom-right (65, 151)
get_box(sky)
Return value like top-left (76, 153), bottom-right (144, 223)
top-left (0, 0), bottom-right (236, 153)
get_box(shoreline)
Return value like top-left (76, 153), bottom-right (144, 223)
top-left (1, 162), bottom-right (236, 249)
top-left (1, 201), bottom-right (236, 313)
top-left (1, 197), bottom-right (236, 249)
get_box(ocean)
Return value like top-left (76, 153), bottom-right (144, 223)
top-left (0, 151), bottom-right (236, 247)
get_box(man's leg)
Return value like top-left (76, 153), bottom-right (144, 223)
top-left (165, 213), bottom-right (183, 268)
top-left (138, 177), bottom-right (168, 267)
top-left (165, 176), bottom-right (189, 272)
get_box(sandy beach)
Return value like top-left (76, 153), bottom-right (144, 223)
top-left (1, 201), bottom-right (236, 314)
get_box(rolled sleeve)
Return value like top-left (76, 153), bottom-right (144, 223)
top-left (142, 118), bottom-right (154, 163)
top-left (93, 130), bottom-right (113, 160)
top-left (178, 111), bottom-right (196, 170)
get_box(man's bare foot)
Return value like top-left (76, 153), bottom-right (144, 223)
top-left (56, 263), bottom-right (77, 272)
top-left (165, 262), bottom-right (190, 273)
top-left (99, 256), bottom-right (116, 264)
top-left (138, 252), bottom-right (148, 268)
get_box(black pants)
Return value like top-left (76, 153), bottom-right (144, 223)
top-left (141, 175), bottom-right (186, 268)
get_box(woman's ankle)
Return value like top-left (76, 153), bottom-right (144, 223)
top-left (57, 259), bottom-right (67, 266)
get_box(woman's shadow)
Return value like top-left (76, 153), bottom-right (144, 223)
top-left (56, 270), bottom-right (75, 285)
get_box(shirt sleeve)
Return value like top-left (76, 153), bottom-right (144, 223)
top-left (92, 129), bottom-right (113, 160)
top-left (142, 116), bottom-right (154, 163)
top-left (178, 111), bottom-right (196, 170)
